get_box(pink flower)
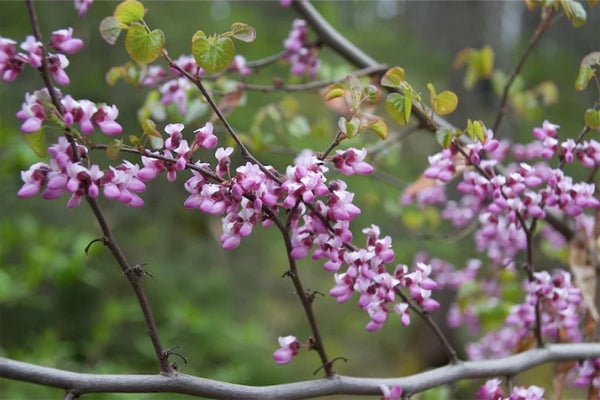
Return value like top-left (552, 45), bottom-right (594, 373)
top-left (272, 335), bottom-right (300, 365)
top-left (20, 35), bottom-right (43, 68)
top-left (47, 53), bottom-right (70, 85)
top-left (93, 104), bottom-right (122, 135)
top-left (164, 123), bottom-right (185, 150)
top-left (16, 91), bottom-right (46, 133)
top-left (0, 36), bottom-right (27, 81)
top-left (194, 122), bottom-right (218, 149)
top-left (380, 384), bottom-right (402, 400)
top-left (477, 379), bottom-right (504, 400)
top-left (231, 55), bottom-right (251, 76)
top-left (331, 148), bottom-right (374, 175)
top-left (51, 28), bottom-right (83, 54)
top-left (74, 0), bottom-right (93, 16)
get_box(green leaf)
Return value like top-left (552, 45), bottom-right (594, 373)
top-left (106, 66), bottom-right (126, 85)
top-left (24, 128), bottom-right (47, 157)
top-left (125, 24), bottom-right (164, 64)
top-left (386, 93), bottom-right (410, 125)
top-left (478, 45), bottom-right (494, 77)
top-left (574, 65), bottom-right (593, 90)
top-left (230, 22), bottom-right (256, 43)
top-left (584, 108), bottom-right (600, 130)
top-left (403, 90), bottom-right (412, 123)
top-left (114, 0), bottom-right (145, 24)
top-left (192, 33), bottom-right (235, 73)
top-left (435, 90), bottom-right (458, 115)
top-left (367, 119), bottom-right (388, 140)
top-left (435, 127), bottom-right (454, 149)
top-left (561, 0), bottom-right (587, 27)
top-left (325, 87), bottom-right (344, 101)
top-left (345, 117), bottom-right (360, 138)
top-left (107, 139), bottom-right (122, 160)
top-left (380, 66), bottom-right (405, 88)
top-left (466, 119), bottom-right (486, 143)
top-left (363, 84), bottom-right (379, 103)
top-left (427, 82), bottom-right (437, 108)
top-left (99, 16), bottom-right (122, 45)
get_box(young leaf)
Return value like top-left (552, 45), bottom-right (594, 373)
top-left (435, 90), bottom-right (458, 115)
top-left (435, 127), bottom-right (454, 149)
top-left (561, 0), bottom-right (587, 27)
top-left (427, 82), bottom-right (437, 108)
top-left (363, 84), bottom-right (379, 103)
top-left (114, 0), bottom-right (145, 25)
top-left (230, 22), bottom-right (256, 43)
top-left (575, 65), bottom-right (594, 90)
top-left (584, 108), bottom-right (600, 130)
top-left (345, 116), bottom-right (360, 138)
top-left (381, 66), bottom-right (405, 88)
top-left (367, 118), bottom-right (388, 140)
top-left (403, 91), bottom-right (412, 123)
top-left (325, 87), bottom-right (345, 101)
top-left (24, 128), bottom-right (47, 157)
top-left (107, 139), bottom-right (122, 160)
top-left (99, 16), bottom-right (122, 45)
top-left (385, 93), bottom-right (409, 125)
top-left (192, 33), bottom-right (235, 73)
top-left (125, 24), bottom-right (165, 64)
top-left (106, 66), bottom-right (126, 85)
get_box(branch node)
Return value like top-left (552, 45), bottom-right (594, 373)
top-left (164, 345), bottom-right (188, 371)
top-left (123, 263), bottom-right (152, 279)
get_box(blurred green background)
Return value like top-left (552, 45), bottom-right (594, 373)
top-left (1, 1), bottom-right (598, 399)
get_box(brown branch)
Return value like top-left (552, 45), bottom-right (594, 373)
top-left (24, 0), bottom-right (173, 375)
top-left (3, 344), bottom-right (600, 398)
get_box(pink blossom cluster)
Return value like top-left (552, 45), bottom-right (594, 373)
top-left (477, 379), bottom-right (545, 400)
top-left (468, 270), bottom-right (583, 361)
top-left (1, 28), bottom-right (82, 84)
top-left (16, 88), bottom-right (122, 135)
top-left (407, 123), bottom-right (599, 265)
top-left (514, 121), bottom-right (600, 168)
top-left (18, 137), bottom-right (146, 208)
top-left (284, 19), bottom-right (319, 77)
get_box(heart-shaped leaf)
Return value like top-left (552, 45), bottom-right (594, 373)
top-left (192, 33), bottom-right (235, 73)
top-left (385, 93), bottom-right (409, 126)
top-left (100, 16), bottom-right (122, 45)
top-left (114, 0), bottom-right (145, 24)
top-left (435, 90), bottom-right (458, 115)
top-left (367, 118), bottom-right (388, 140)
top-left (24, 128), bottom-right (47, 157)
top-left (125, 24), bottom-right (164, 64)
top-left (381, 67), bottom-right (405, 88)
top-left (584, 108), bottom-right (600, 130)
top-left (230, 22), bottom-right (256, 43)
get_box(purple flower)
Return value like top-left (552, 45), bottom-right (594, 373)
top-left (331, 148), bottom-right (374, 175)
top-left (93, 104), bottom-right (122, 135)
top-left (74, 0), bottom-right (93, 16)
top-left (51, 28), bottom-right (83, 54)
top-left (272, 335), bottom-right (300, 365)
top-left (476, 379), bottom-right (504, 400)
top-left (194, 122), bottom-right (218, 149)
top-left (0, 36), bottom-right (27, 82)
top-left (380, 384), bottom-right (402, 400)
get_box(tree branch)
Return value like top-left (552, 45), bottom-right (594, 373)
top-left (3, 343), bottom-right (600, 398)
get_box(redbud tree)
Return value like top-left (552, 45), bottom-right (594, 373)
top-left (1, 0), bottom-right (600, 399)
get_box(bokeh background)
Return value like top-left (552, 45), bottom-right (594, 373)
top-left (1, 1), bottom-right (599, 399)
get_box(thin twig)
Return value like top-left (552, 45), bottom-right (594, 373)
top-left (491, 8), bottom-right (561, 134)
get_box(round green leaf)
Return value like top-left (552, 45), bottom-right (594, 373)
top-left (385, 92), bottom-right (409, 125)
top-left (367, 119), bottom-right (388, 140)
top-left (435, 90), bottom-right (458, 115)
top-left (380, 66), bottom-right (405, 88)
top-left (192, 34), bottom-right (235, 73)
top-left (24, 128), bottom-right (47, 157)
top-left (125, 24), bottom-right (164, 64)
top-left (114, 0), bottom-right (145, 24)
top-left (584, 108), bottom-right (600, 130)
top-left (99, 16), bottom-right (122, 45)
top-left (561, 0), bottom-right (587, 27)
top-left (230, 22), bottom-right (256, 43)
top-left (325, 87), bottom-right (344, 101)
